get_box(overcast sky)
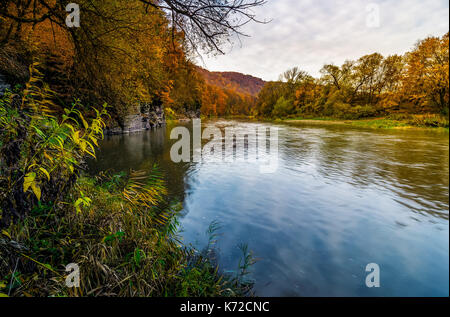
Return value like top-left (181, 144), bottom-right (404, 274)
top-left (196, 0), bottom-right (449, 81)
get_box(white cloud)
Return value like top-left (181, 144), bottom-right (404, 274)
top-left (197, 0), bottom-right (449, 81)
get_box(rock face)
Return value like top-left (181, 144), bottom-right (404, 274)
top-left (184, 109), bottom-right (201, 119)
top-left (105, 104), bottom-right (166, 135)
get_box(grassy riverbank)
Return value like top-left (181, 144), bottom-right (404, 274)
top-left (185, 113), bottom-right (449, 131)
top-left (1, 172), bottom-right (253, 297)
top-left (284, 114), bottom-right (449, 131)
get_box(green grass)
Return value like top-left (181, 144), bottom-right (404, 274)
top-left (287, 116), bottom-right (337, 121)
top-left (350, 118), bottom-right (410, 129)
top-left (284, 114), bottom-right (449, 130)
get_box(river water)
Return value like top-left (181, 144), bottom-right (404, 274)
top-left (88, 119), bottom-right (449, 297)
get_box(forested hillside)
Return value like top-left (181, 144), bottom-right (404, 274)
top-left (196, 67), bottom-right (265, 116)
top-left (197, 67), bottom-right (266, 96)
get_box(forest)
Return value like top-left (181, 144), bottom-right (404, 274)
top-left (183, 32), bottom-right (450, 127)
top-left (252, 32), bottom-right (449, 127)
top-left (196, 33), bottom-right (449, 126)
top-left (0, 0), bottom-right (266, 124)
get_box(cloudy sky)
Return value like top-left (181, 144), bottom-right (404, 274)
top-left (197, 0), bottom-right (449, 81)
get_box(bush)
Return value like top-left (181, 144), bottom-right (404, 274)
top-left (331, 102), bottom-right (355, 119)
top-left (272, 96), bottom-right (295, 118)
top-left (327, 103), bottom-right (378, 120)
top-left (0, 169), bottom-right (255, 296)
top-left (322, 90), bottom-right (343, 117)
top-left (353, 105), bottom-right (377, 118)
top-left (407, 114), bottom-right (449, 128)
top-left (386, 113), bottom-right (414, 121)
top-left (0, 66), bottom-right (108, 226)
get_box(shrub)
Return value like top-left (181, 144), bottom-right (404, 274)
top-left (354, 105), bottom-right (377, 118)
top-left (0, 65), bottom-right (108, 226)
top-left (407, 114), bottom-right (449, 128)
top-left (386, 113), bottom-right (414, 121)
top-left (331, 102), bottom-right (354, 119)
top-left (272, 96), bottom-right (295, 118)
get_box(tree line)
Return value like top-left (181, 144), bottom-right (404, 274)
top-left (254, 33), bottom-right (449, 121)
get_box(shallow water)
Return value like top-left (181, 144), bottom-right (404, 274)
top-left (88, 120), bottom-right (449, 297)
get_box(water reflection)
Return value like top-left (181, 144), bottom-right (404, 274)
top-left (88, 120), bottom-right (449, 296)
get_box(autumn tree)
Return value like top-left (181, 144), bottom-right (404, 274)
top-left (402, 33), bottom-right (449, 114)
top-left (255, 81), bottom-right (285, 117)
top-left (294, 80), bottom-right (321, 114)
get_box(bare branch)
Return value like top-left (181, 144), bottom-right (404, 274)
top-left (139, 0), bottom-right (268, 54)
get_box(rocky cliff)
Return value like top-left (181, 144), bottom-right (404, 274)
top-left (105, 103), bottom-right (166, 135)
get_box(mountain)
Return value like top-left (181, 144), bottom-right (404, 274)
top-left (196, 66), bottom-right (266, 96)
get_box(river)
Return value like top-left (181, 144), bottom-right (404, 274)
top-left (88, 119), bottom-right (449, 297)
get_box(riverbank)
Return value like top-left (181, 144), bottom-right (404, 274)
top-left (283, 115), bottom-right (449, 131)
top-left (0, 172), bottom-right (254, 297)
top-left (194, 114), bottom-right (449, 132)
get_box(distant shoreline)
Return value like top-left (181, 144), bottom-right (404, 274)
top-left (283, 117), bottom-right (449, 131)
top-left (169, 115), bottom-right (449, 132)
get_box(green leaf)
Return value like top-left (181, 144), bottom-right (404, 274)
top-left (74, 198), bottom-right (83, 208)
top-left (33, 126), bottom-right (46, 139)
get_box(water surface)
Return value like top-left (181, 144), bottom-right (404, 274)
top-left (89, 120), bottom-right (449, 296)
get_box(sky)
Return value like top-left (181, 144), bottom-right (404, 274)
top-left (196, 0), bottom-right (449, 81)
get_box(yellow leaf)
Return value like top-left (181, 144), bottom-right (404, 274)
top-left (0, 293), bottom-right (8, 297)
top-left (39, 167), bottom-right (50, 181)
top-left (85, 150), bottom-right (96, 159)
top-left (31, 183), bottom-right (41, 201)
top-left (56, 136), bottom-right (64, 149)
top-left (72, 131), bottom-right (80, 144)
top-left (89, 135), bottom-right (99, 147)
top-left (1, 230), bottom-right (11, 239)
top-left (79, 140), bottom-right (86, 152)
top-left (23, 172), bottom-right (36, 193)
top-left (43, 152), bottom-right (53, 162)
top-left (79, 113), bottom-right (89, 130)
